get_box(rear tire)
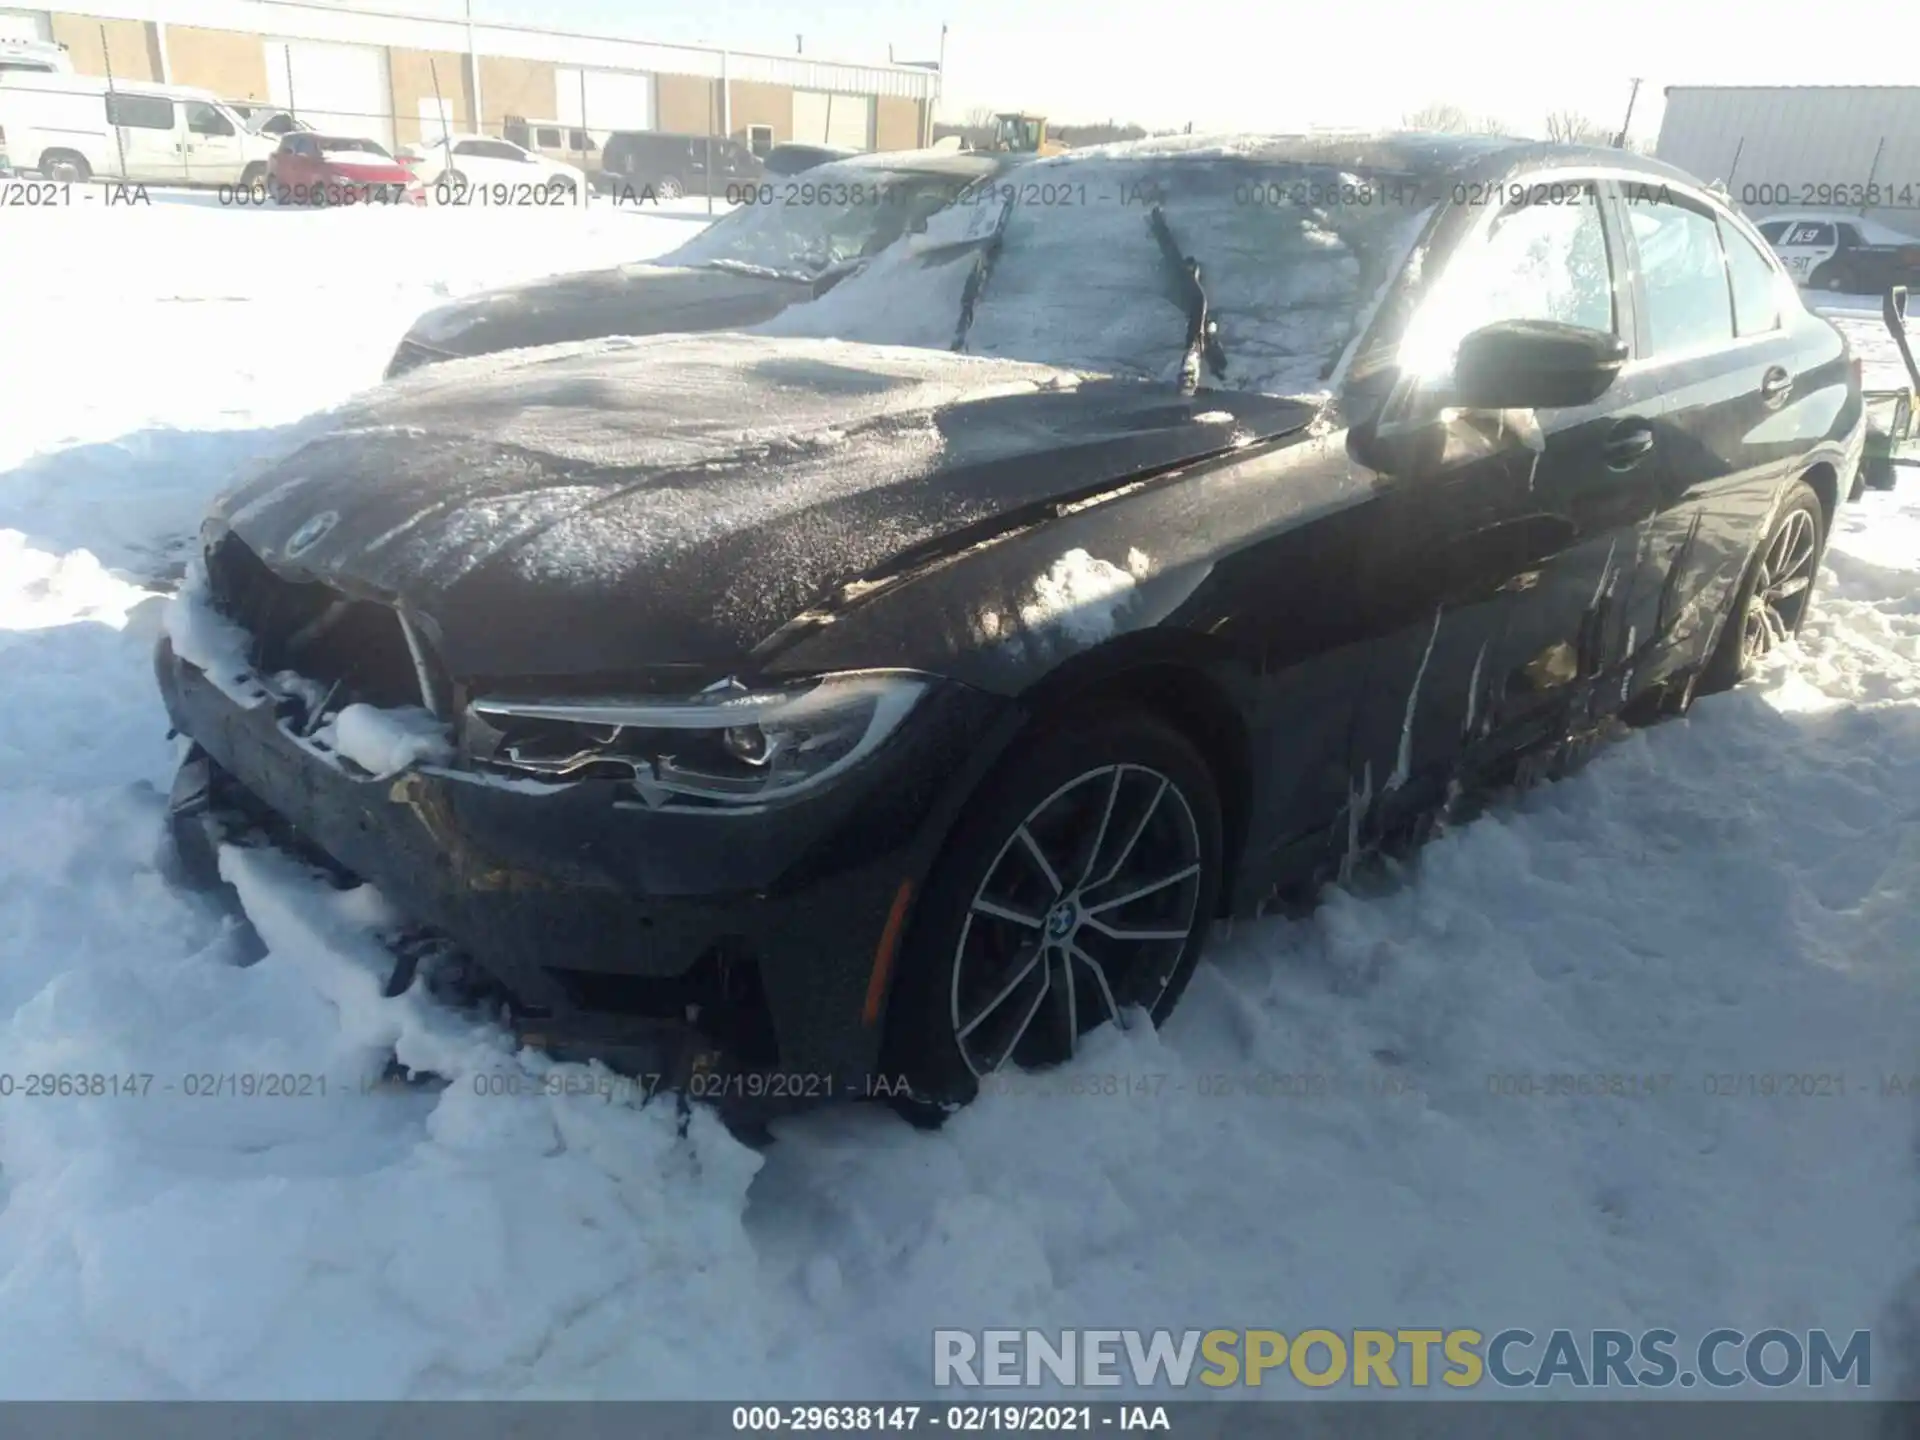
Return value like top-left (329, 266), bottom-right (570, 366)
top-left (656, 174), bottom-right (684, 200)
top-left (880, 710), bottom-right (1224, 1121)
top-left (38, 149), bottom-right (89, 184)
top-left (1698, 479), bottom-right (1826, 694)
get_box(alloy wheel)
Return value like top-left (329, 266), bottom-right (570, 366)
top-left (1742, 507), bottom-right (1819, 665)
top-left (949, 763), bottom-right (1203, 1079)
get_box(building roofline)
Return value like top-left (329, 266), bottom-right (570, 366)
top-left (1664, 84), bottom-right (1920, 94)
top-left (241, 0), bottom-right (933, 77)
top-left (47, 0), bottom-right (940, 98)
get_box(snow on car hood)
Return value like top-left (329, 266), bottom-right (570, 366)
top-left (208, 332), bottom-right (1317, 679)
top-left (402, 263), bottom-right (808, 359)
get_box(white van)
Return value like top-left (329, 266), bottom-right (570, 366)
top-left (0, 74), bottom-right (277, 185)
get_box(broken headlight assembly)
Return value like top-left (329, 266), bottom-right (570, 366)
top-left (463, 672), bottom-right (930, 809)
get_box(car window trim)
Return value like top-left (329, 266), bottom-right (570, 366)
top-left (1714, 211), bottom-right (1785, 339)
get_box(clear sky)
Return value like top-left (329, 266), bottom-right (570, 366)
top-left (443, 0), bottom-right (1913, 143)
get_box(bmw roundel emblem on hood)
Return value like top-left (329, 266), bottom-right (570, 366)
top-left (283, 510), bottom-right (339, 558)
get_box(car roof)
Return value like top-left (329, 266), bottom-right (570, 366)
top-left (1034, 130), bottom-right (1704, 188)
top-left (826, 148), bottom-right (1003, 179)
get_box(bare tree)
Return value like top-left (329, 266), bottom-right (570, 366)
top-left (1545, 110), bottom-right (1613, 145)
top-left (1405, 102), bottom-right (1513, 137)
top-left (1403, 102), bottom-right (1473, 133)
top-left (963, 105), bottom-right (995, 131)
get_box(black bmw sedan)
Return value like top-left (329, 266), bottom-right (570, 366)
top-left (157, 134), bottom-right (1866, 1119)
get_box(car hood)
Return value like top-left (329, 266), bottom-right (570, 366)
top-left (396, 263), bottom-right (810, 367)
top-left (211, 333), bottom-right (1319, 682)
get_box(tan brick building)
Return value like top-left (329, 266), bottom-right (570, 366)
top-left (1, 1), bottom-right (936, 154)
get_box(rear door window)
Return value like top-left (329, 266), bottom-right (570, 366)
top-left (105, 92), bottom-right (174, 130)
top-left (1718, 216), bottom-right (1783, 336)
top-left (1779, 221), bottom-right (1834, 248)
top-left (1628, 197), bottom-right (1735, 355)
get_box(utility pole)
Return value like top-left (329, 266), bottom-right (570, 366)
top-left (1615, 76), bottom-right (1643, 149)
top-left (935, 23), bottom-right (947, 145)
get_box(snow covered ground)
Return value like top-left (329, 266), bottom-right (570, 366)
top-left (0, 199), bottom-right (1915, 1400)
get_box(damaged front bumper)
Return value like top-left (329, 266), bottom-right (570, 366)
top-left (154, 635), bottom-right (1009, 1116)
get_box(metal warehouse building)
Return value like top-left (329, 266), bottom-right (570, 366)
top-left (0, 0), bottom-right (937, 153)
top-left (1656, 86), bottom-right (1920, 236)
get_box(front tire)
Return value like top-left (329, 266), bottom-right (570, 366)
top-left (881, 710), bottom-right (1224, 1119)
top-left (1698, 479), bottom-right (1825, 694)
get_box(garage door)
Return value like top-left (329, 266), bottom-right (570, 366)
top-left (556, 68), bottom-right (652, 133)
top-left (263, 39), bottom-right (391, 150)
top-left (792, 90), bottom-right (871, 151)
top-left (0, 11), bottom-right (54, 44)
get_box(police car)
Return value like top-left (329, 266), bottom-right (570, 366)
top-left (1757, 211), bottom-right (1920, 293)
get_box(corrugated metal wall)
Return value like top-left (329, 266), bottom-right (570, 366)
top-left (1656, 87), bottom-right (1920, 234)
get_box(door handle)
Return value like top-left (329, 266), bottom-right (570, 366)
top-left (1760, 366), bottom-right (1793, 408)
top-left (1602, 420), bottom-right (1656, 471)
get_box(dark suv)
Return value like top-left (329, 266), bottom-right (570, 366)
top-left (593, 131), bottom-right (763, 199)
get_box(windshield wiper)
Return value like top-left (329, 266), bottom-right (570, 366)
top-left (1147, 205), bottom-right (1227, 393)
top-left (694, 258), bottom-right (812, 283)
top-left (951, 231), bottom-right (1006, 352)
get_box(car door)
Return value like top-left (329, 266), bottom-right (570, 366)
top-left (1616, 191), bottom-right (1803, 684)
top-left (181, 100), bottom-right (244, 185)
top-left (104, 90), bottom-right (183, 182)
top-left (1346, 176), bottom-right (1659, 830)
top-left (279, 133), bottom-right (321, 193)
top-left (1770, 219), bottom-right (1836, 289)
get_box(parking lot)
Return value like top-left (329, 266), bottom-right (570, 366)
top-left (0, 183), bottom-right (1915, 1399)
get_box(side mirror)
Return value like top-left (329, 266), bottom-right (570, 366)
top-left (1450, 318), bottom-right (1627, 410)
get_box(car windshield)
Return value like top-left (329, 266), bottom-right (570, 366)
top-left (661, 164), bottom-right (982, 282)
top-left (764, 146), bottom-right (1441, 398)
top-left (317, 137), bottom-right (389, 159)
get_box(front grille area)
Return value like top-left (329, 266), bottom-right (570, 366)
top-left (205, 531), bottom-right (437, 715)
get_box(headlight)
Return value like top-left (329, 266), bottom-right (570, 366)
top-left (465, 672), bottom-right (929, 809)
